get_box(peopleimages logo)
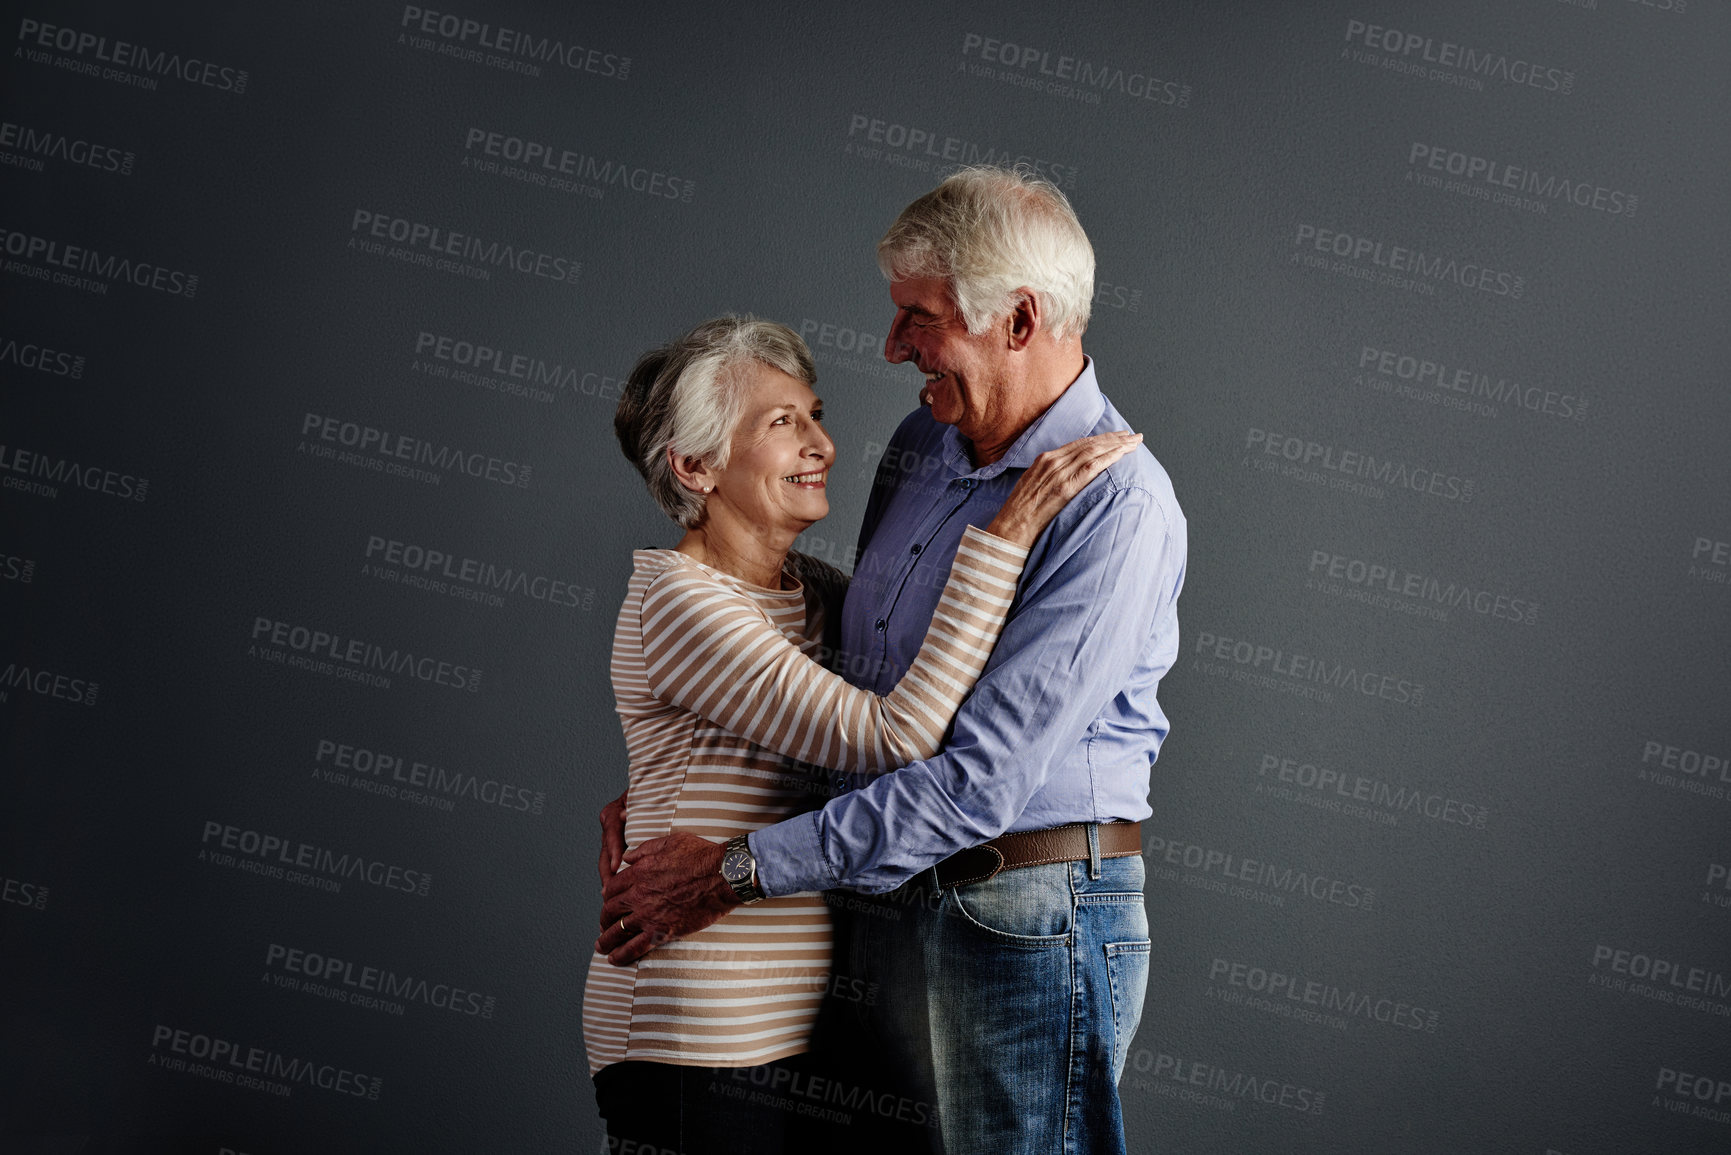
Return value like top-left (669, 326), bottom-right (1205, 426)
top-left (1638, 738), bottom-right (1729, 802)
top-left (958, 31), bottom-right (1190, 108)
top-left (200, 820), bottom-right (432, 897)
top-left (0, 548), bottom-right (35, 584)
top-left (0, 120), bottom-right (134, 176)
top-left (16, 18), bottom-right (249, 93)
top-left (1358, 344), bottom-right (1585, 422)
top-left (397, 6), bottom-right (629, 79)
top-left (1292, 223), bottom-right (1524, 298)
top-left (843, 113), bottom-right (1080, 189)
top-left (1127, 1044), bottom-right (1327, 1115)
top-left (1145, 834), bottom-right (1375, 911)
top-left (364, 535), bottom-right (592, 611)
top-left (0, 552), bottom-right (36, 584)
top-left (348, 210), bottom-right (579, 285)
top-left (1589, 944), bottom-right (1731, 1020)
top-left (1655, 1066), bottom-right (1731, 1127)
top-left (0, 332), bottom-right (85, 378)
top-left (1256, 752), bottom-right (1490, 831)
top-left (1691, 535), bottom-right (1731, 589)
top-left (149, 1024), bottom-right (379, 1100)
top-left (796, 316), bottom-right (905, 386)
top-left (1407, 143), bottom-right (1636, 216)
top-left (249, 615), bottom-right (483, 693)
top-left (1246, 427), bottom-right (1476, 503)
top-left (1308, 549), bottom-right (1538, 626)
top-left (1195, 628), bottom-right (1424, 707)
top-left (1094, 276), bottom-right (1145, 314)
top-left (0, 443), bottom-right (148, 503)
top-left (264, 943), bottom-right (497, 1019)
top-left (791, 529), bottom-right (861, 576)
top-left (1704, 863), bottom-right (1731, 910)
top-left (462, 128), bottom-right (693, 202)
top-left (722, 1058), bottom-right (936, 1130)
top-left (799, 318), bottom-right (878, 360)
top-left (0, 660), bottom-right (99, 707)
top-left (2, 874), bottom-right (49, 911)
top-left (1341, 18), bottom-right (1574, 94)
top-left (414, 329), bottom-right (585, 403)
top-left (298, 412), bottom-right (531, 490)
top-left (1207, 957), bottom-right (1439, 1033)
top-left (0, 228), bottom-right (197, 298)
top-left (1695, 537), bottom-right (1731, 567)
top-left (314, 736), bottom-right (547, 817)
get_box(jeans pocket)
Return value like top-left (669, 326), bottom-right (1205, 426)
top-left (947, 863), bottom-right (1072, 945)
top-left (1105, 940), bottom-right (1151, 1082)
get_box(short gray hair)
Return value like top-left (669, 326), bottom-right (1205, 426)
top-left (614, 316), bottom-right (816, 528)
top-left (877, 165), bottom-right (1095, 339)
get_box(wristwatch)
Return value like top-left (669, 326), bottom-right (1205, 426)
top-left (720, 835), bottom-right (765, 904)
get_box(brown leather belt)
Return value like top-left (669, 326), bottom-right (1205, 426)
top-left (933, 822), bottom-right (1142, 889)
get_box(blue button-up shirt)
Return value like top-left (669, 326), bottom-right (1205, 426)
top-left (752, 359), bottom-right (1187, 896)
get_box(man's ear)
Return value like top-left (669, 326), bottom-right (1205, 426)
top-left (1006, 289), bottom-right (1041, 351)
top-left (668, 446), bottom-right (716, 494)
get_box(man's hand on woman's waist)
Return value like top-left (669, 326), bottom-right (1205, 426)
top-left (596, 831), bottom-right (739, 965)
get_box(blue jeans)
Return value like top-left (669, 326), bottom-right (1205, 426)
top-left (817, 849), bottom-right (1149, 1154)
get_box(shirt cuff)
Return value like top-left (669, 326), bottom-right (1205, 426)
top-left (959, 522), bottom-right (1032, 565)
top-left (749, 814), bottom-right (835, 897)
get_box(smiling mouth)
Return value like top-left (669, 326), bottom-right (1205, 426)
top-left (782, 470), bottom-right (827, 485)
top-left (921, 372), bottom-right (945, 405)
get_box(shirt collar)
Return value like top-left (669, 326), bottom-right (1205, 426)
top-left (940, 357), bottom-right (1108, 480)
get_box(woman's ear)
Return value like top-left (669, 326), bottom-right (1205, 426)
top-left (668, 445), bottom-right (715, 494)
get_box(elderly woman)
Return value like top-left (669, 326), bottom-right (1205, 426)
top-left (581, 315), bottom-right (1137, 1153)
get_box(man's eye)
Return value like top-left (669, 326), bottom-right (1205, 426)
top-left (812, 409), bottom-right (825, 422)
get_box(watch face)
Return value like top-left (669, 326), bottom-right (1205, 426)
top-left (721, 850), bottom-right (752, 883)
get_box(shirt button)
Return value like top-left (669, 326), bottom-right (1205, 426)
top-left (875, 618), bottom-right (886, 632)
top-left (910, 544), bottom-right (921, 556)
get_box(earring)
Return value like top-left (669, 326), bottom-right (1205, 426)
top-left (702, 486), bottom-right (712, 493)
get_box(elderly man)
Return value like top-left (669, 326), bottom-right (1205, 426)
top-left (597, 166), bottom-right (1186, 1153)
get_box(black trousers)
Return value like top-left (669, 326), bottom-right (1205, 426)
top-left (594, 1053), bottom-right (828, 1155)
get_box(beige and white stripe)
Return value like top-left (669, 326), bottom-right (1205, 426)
top-left (581, 525), bottom-right (1027, 1074)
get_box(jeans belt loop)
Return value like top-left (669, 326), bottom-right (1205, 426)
top-left (1086, 821), bottom-right (1101, 880)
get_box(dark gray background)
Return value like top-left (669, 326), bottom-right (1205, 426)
top-left (3, 1), bottom-right (1728, 1152)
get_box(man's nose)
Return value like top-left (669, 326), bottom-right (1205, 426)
top-left (883, 313), bottom-right (913, 364)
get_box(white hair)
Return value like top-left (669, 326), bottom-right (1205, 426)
top-left (614, 316), bottom-right (816, 528)
top-left (876, 165), bottom-right (1095, 339)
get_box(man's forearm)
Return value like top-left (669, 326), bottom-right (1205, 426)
top-left (754, 486), bottom-right (1181, 896)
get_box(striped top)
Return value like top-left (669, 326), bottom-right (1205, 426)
top-left (582, 524), bottom-right (1029, 1074)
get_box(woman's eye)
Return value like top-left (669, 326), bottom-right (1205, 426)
top-left (812, 409), bottom-right (825, 423)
